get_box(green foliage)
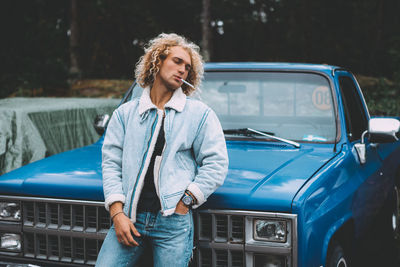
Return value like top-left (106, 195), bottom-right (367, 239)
top-left (76, 0), bottom-right (201, 78)
top-left (0, 0), bottom-right (70, 98)
top-left (1, 0), bottom-right (400, 116)
top-left (359, 76), bottom-right (400, 116)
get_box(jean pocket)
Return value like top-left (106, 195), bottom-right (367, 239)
top-left (174, 208), bottom-right (192, 217)
top-left (174, 210), bottom-right (189, 216)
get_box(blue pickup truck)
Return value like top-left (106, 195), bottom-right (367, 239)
top-left (0, 63), bottom-right (399, 267)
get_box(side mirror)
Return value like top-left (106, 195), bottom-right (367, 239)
top-left (368, 118), bottom-right (400, 143)
top-left (94, 114), bottom-right (110, 136)
top-left (355, 118), bottom-right (399, 164)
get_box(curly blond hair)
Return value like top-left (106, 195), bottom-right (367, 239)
top-left (135, 33), bottom-right (204, 95)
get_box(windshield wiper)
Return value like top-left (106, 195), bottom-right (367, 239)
top-left (224, 128), bottom-right (301, 148)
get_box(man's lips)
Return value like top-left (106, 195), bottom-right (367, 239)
top-left (173, 75), bottom-right (183, 82)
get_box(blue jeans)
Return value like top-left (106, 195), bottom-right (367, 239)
top-left (96, 210), bottom-right (194, 267)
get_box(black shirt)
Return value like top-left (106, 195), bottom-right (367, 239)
top-left (137, 116), bottom-right (165, 212)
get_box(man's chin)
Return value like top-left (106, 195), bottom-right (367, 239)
top-left (166, 84), bottom-right (181, 91)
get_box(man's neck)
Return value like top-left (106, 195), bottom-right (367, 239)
top-left (150, 80), bottom-right (174, 110)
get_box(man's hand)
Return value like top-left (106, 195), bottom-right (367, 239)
top-left (113, 213), bottom-right (140, 247)
top-left (110, 202), bottom-right (141, 247)
top-left (175, 200), bottom-right (189, 215)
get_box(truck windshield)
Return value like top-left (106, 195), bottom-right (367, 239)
top-left (199, 71), bottom-right (336, 143)
top-left (129, 71), bottom-right (336, 143)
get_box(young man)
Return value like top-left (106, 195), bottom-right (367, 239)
top-left (96, 33), bottom-right (229, 266)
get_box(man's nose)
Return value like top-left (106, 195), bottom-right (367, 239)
top-left (177, 64), bottom-right (185, 74)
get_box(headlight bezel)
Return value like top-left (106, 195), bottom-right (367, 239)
top-left (253, 218), bottom-right (288, 243)
top-left (245, 213), bottom-right (295, 248)
top-left (0, 201), bottom-right (21, 222)
top-left (0, 233), bottom-right (22, 252)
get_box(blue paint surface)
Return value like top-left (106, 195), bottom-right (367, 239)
top-left (0, 140), bottom-right (105, 200)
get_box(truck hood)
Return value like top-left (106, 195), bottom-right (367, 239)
top-left (0, 142), bottom-right (105, 201)
top-left (203, 141), bottom-right (337, 212)
top-left (0, 140), bottom-right (337, 212)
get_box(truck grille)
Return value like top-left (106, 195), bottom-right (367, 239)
top-left (194, 210), bottom-right (298, 267)
top-left (0, 196), bottom-right (297, 266)
top-left (23, 201), bottom-right (110, 232)
top-left (20, 198), bottom-right (110, 265)
top-left (195, 212), bottom-right (245, 267)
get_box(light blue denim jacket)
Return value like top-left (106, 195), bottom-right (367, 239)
top-left (102, 87), bottom-right (229, 222)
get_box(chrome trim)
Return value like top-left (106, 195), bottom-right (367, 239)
top-left (247, 218), bottom-right (291, 247)
top-left (0, 195), bottom-right (104, 206)
top-left (245, 244), bottom-right (291, 254)
top-left (331, 67), bottom-right (347, 77)
top-left (0, 261), bottom-right (40, 267)
top-left (198, 209), bottom-right (298, 218)
top-left (253, 218), bottom-right (288, 243)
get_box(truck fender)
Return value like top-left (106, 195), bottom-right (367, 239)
top-left (321, 213), bottom-right (353, 265)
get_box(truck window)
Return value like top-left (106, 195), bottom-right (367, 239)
top-left (200, 71), bottom-right (336, 143)
top-left (338, 76), bottom-right (368, 141)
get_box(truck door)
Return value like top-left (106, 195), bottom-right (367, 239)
top-left (336, 72), bottom-right (387, 236)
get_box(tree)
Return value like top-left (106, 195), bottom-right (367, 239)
top-left (201, 0), bottom-right (212, 61)
top-left (69, 0), bottom-right (81, 81)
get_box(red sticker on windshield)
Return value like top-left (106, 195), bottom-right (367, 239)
top-left (312, 86), bottom-right (331, 110)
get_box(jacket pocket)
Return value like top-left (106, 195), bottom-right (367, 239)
top-left (163, 190), bottom-right (185, 210)
top-left (176, 149), bottom-right (195, 171)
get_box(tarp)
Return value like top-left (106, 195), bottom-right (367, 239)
top-left (0, 97), bottom-right (120, 175)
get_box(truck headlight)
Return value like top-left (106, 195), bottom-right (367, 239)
top-left (0, 202), bottom-right (21, 221)
top-left (254, 219), bottom-right (287, 242)
top-left (0, 233), bottom-right (21, 252)
top-left (254, 254), bottom-right (286, 267)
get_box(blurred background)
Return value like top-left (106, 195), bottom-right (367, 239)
top-left (1, 0), bottom-right (399, 115)
top-left (0, 1), bottom-right (399, 265)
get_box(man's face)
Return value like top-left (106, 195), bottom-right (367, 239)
top-left (157, 46), bottom-right (192, 91)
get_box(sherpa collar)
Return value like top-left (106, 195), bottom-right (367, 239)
top-left (138, 87), bottom-right (186, 115)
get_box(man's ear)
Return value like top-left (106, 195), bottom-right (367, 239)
top-left (159, 52), bottom-right (167, 61)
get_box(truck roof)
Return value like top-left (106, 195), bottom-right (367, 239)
top-left (205, 62), bottom-right (342, 74)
